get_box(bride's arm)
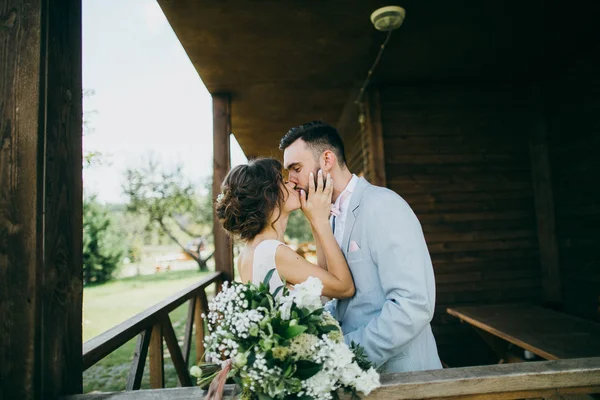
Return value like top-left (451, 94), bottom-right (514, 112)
top-left (275, 242), bottom-right (354, 298)
top-left (311, 223), bottom-right (328, 270)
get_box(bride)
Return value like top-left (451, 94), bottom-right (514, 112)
top-left (215, 158), bottom-right (355, 299)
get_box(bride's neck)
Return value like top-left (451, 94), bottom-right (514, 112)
top-left (251, 211), bottom-right (289, 245)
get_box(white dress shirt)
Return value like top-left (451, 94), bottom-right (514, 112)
top-left (331, 174), bottom-right (359, 247)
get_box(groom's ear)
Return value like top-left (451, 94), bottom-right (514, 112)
top-left (322, 150), bottom-right (336, 171)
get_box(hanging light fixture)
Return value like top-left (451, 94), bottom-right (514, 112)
top-left (356, 6), bottom-right (406, 176)
top-left (355, 5), bottom-right (406, 106)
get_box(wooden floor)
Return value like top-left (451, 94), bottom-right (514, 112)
top-left (447, 303), bottom-right (600, 360)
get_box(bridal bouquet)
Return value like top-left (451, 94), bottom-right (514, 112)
top-left (190, 270), bottom-right (380, 400)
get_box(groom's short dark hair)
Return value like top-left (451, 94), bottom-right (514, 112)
top-left (279, 121), bottom-right (347, 166)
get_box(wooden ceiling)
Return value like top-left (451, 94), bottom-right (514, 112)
top-left (157, 0), bottom-right (595, 158)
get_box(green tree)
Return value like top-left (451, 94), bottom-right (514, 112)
top-left (83, 195), bottom-right (126, 285)
top-left (285, 209), bottom-right (313, 242)
top-left (122, 157), bottom-right (214, 271)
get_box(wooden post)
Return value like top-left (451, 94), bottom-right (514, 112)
top-left (530, 95), bottom-right (562, 307)
top-left (365, 88), bottom-right (387, 187)
top-left (0, 1), bottom-right (83, 399)
top-left (212, 94), bottom-right (234, 282)
top-left (195, 292), bottom-right (209, 363)
top-left (149, 323), bottom-right (165, 389)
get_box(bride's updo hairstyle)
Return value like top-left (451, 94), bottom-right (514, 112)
top-left (215, 158), bottom-right (286, 241)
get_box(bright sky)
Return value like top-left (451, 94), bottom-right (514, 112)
top-left (82, 0), bottom-right (247, 203)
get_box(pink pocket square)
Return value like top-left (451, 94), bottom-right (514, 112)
top-left (349, 240), bottom-right (361, 252)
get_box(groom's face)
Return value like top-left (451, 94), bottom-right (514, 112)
top-left (283, 139), bottom-right (322, 197)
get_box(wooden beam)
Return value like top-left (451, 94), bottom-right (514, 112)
top-left (365, 88), bottom-right (387, 187)
top-left (182, 298), bottom-right (195, 367)
top-left (195, 292), bottom-right (208, 364)
top-left (530, 95), bottom-right (562, 306)
top-left (162, 316), bottom-right (192, 387)
top-left (212, 94), bottom-right (234, 282)
top-left (41, 0), bottom-right (84, 397)
top-left (0, 3), bottom-right (45, 399)
top-left (0, 1), bottom-right (83, 398)
top-left (61, 357), bottom-right (600, 400)
top-left (126, 329), bottom-right (151, 391)
top-left (149, 324), bottom-right (164, 389)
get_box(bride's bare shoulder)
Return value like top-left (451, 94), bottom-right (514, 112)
top-left (237, 246), bottom-right (254, 284)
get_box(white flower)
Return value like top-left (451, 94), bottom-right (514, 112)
top-left (354, 367), bottom-right (381, 395)
top-left (190, 365), bottom-right (202, 378)
top-left (302, 370), bottom-right (336, 400)
top-left (279, 295), bottom-right (293, 320)
top-left (328, 342), bottom-right (354, 369)
top-left (339, 362), bottom-right (362, 386)
top-left (292, 276), bottom-right (323, 311)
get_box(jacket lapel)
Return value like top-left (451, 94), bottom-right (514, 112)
top-left (337, 177), bottom-right (370, 322)
top-left (341, 177), bottom-right (369, 254)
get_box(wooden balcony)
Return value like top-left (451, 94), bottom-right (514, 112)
top-left (66, 273), bottom-right (600, 400)
top-left (82, 272), bottom-right (224, 390)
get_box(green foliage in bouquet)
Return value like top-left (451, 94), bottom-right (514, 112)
top-left (191, 270), bottom-right (380, 400)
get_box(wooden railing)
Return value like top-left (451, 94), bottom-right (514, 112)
top-left (64, 357), bottom-right (600, 399)
top-left (82, 272), bottom-right (224, 390)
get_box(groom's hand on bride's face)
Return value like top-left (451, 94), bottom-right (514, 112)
top-left (300, 170), bottom-right (333, 223)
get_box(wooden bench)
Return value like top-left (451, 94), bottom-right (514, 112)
top-left (447, 303), bottom-right (600, 361)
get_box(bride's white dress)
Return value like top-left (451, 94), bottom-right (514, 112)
top-left (251, 239), bottom-right (287, 291)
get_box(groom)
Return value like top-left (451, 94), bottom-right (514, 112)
top-left (280, 121), bottom-right (443, 373)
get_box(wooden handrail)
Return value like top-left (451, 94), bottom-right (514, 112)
top-left (64, 357), bottom-right (600, 399)
top-left (372, 357), bottom-right (600, 399)
top-left (83, 272), bottom-right (222, 371)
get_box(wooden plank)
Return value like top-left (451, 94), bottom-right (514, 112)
top-left (447, 304), bottom-right (600, 360)
top-left (182, 298), bottom-right (195, 367)
top-left (41, 1), bottom-right (84, 396)
top-left (149, 324), bottom-right (164, 389)
top-left (162, 316), bottom-right (192, 387)
top-left (435, 268), bottom-right (540, 284)
top-left (212, 94), bottom-right (234, 282)
top-left (387, 163), bottom-right (531, 175)
top-left (0, 2), bottom-right (45, 400)
top-left (438, 287), bottom-right (542, 305)
top-left (1, 1), bottom-right (83, 398)
top-left (426, 238), bottom-right (537, 254)
top-left (431, 249), bottom-right (540, 264)
top-left (530, 115), bottom-right (562, 305)
top-left (365, 88), bottom-right (386, 187)
top-left (411, 198), bottom-right (534, 214)
top-left (61, 358), bottom-right (600, 400)
top-left (425, 230), bottom-right (535, 243)
top-left (83, 272), bottom-right (220, 370)
top-left (415, 210), bottom-right (533, 224)
top-left (126, 328), bottom-right (152, 391)
top-left (386, 153), bottom-right (527, 165)
top-left (195, 292), bottom-right (208, 364)
top-left (437, 278), bottom-right (541, 293)
top-left (401, 190), bottom-right (534, 204)
top-left (389, 179), bottom-right (532, 194)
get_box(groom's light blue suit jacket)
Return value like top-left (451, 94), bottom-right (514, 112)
top-left (326, 177), bottom-right (443, 373)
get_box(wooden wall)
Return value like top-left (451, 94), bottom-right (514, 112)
top-left (547, 48), bottom-right (600, 323)
top-left (0, 1), bottom-right (83, 398)
top-left (379, 85), bottom-right (543, 366)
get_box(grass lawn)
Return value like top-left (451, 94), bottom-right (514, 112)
top-left (83, 269), bottom-right (214, 393)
